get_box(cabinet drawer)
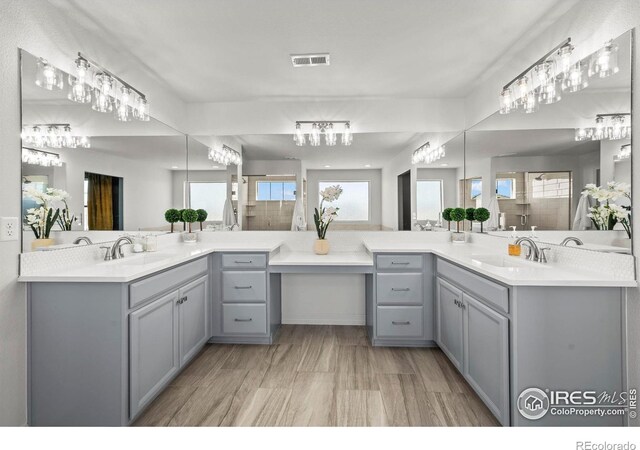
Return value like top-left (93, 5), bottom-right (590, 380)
top-left (222, 271), bottom-right (266, 302)
top-left (376, 273), bottom-right (423, 305)
top-left (222, 253), bottom-right (267, 269)
top-left (129, 257), bottom-right (208, 309)
top-left (377, 306), bottom-right (424, 338)
top-left (223, 304), bottom-right (267, 334)
top-left (437, 259), bottom-right (508, 314)
top-left (377, 254), bottom-right (423, 270)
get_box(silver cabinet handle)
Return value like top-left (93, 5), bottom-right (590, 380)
top-left (234, 318), bottom-right (253, 322)
top-left (177, 296), bottom-right (188, 304)
top-left (234, 260), bottom-right (253, 264)
top-left (234, 286), bottom-right (252, 289)
top-left (391, 288), bottom-right (410, 292)
top-left (392, 321), bottom-right (411, 325)
top-left (391, 261), bottom-right (410, 265)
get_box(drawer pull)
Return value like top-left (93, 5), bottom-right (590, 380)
top-left (177, 296), bottom-right (188, 304)
top-left (234, 286), bottom-right (253, 289)
top-left (391, 288), bottom-right (410, 292)
top-left (392, 320), bottom-right (411, 325)
top-left (234, 260), bottom-right (253, 264)
top-left (234, 318), bottom-right (253, 322)
top-left (391, 261), bottom-right (410, 265)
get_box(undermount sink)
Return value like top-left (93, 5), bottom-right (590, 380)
top-left (470, 254), bottom-right (550, 270)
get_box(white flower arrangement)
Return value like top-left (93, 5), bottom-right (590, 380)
top-left (582, 181), bottom-right (631, 238)
top-left (23, 188), bottom-right (75, 238)
top-left (314, 185), bottom-right (342, 239)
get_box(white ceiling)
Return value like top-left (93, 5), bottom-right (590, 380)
top-left (49, 0), bottom-right (578, 102)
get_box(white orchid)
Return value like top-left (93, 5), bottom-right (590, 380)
top-left (320, 185), bottom-right (343, 204)
top-left (23, 187), bottom-right (70, 238)
top-left (315, 185), bottom-right (342, 240)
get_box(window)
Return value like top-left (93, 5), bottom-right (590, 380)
top-left (417, 180), bottom-right (443, 221)
top-left (496, 178), bottom-right (516, 199)
top-left (318, 181), bottom-right (369, 221)
top-left (256, 181), bottom-right (296, 201)
top-left (532, 176), bottom-right (570, 199)
top-left (189, 182), bottom-right (226, 221)
top-left (470, 179), bottom-right (482, 199)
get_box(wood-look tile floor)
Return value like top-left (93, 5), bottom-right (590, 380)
top-left (134, 325), bottom-right (499, 427)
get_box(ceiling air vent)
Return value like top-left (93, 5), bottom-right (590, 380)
top-left (291, 53), bottom-right (330, 67)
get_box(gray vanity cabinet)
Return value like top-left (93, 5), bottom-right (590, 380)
top-left (462, 292), bottom-right (509, 426)
top-left (178, 275), bottom-right (209, 365)
top-left (129, 290), bottom-right (180, 418)
top-left (436, 258), bottom-right (510, 426)
top-left (367, 253), bottom-right (434, 346)
top-left (435, 277), bottom-right (464, 370)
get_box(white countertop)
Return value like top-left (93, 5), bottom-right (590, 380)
top-left (18, 234), bottom-right (635, 288)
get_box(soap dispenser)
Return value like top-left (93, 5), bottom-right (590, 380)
top-left (508, 226), bottom-right (521, 256)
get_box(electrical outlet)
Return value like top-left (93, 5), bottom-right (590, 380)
top-left (0, 217), bottom-right (19, 241)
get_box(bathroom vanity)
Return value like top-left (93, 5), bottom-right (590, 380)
top-left (21, 232), bottom-right (634, 427)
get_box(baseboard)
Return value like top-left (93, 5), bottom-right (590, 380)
top-left (282, 314), bottom-right (365, 326)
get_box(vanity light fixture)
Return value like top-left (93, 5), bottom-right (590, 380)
top-left (208, 144), bottom-right (242, 166)
top-left (68, 57), bottom-right (92, 103)
top-left (21, 147), bottom-right (63, 167)
top-left (499, 38), bottom-right (620, 114)
top-left (575, 113), bottom-right (631, 141)
top-left (411, 142), bottom-right (445, 165)
top-left (615, 144), bottom-right (631, 162)
top-left (293, 121), bottom-right (353, 146)
top-left (35, 58), bottom-right (64, 91)
top-left (21, 124), bottom-right (90, 149)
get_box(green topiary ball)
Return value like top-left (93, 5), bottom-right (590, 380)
top-left (474, 207), bottom-right (490, 222)
top-left (442, 208), bottom-right (453, 222)
top-left (164, 208), bottom-right (181, 223)
top-left (465, 207), bottom-right (476, 221)
top-left (178, 209), bottom-right (186, 222)
top-left (196, 209), bottom-right (208, 222)
top-left (182, 208), bottom-right (198, 223)
top-left (450, 207), bottom-right (465, 222)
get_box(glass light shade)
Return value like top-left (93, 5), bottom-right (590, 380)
top-left (35, 58), bottom-right (63, 90)
top-left (522, 91), bottom-right (538, 114)
top-left (609, 116), bottom-right (626, 140)
top-left (62, 126), bottom-right (76, 148)
top-left (593, 116), bottom-right (606, 140)
top-left (31, 126), bottom-right (45, 148)
top-left (617, 144), bottom-right (631, 160)
top-left (325, 124), bottom-right (336, 146)
top-left (342, 122), bottom-right (353, 145)
top-left (46, 126), bottom-right (62, 148)
top-left (555, 44), bottom-right (574, 77)
top-left (68, 58), bottom-right (92, 103)
top-left (77, 136), bottom-right (91, 148)
top-left (134, 97), bottom-right (150, 121)
top-left (310, 123), bottom-right (320, 146)
top-left (590, 41), bottom-right (619, 78)
top-left (562, 61), bottom-right (588, 92)
top-left (515, 76), bottom-right (530, 103)
top-left (537, 78), bottom-right (561, 105)
top-left (115, 87), bottom-right (132, 122)
top-left (92, 74), bottom-right (114, 113)
top-left (499, 87), bottom-right (514, 114)
top-left (294, 123), bottom-right (306, 146)
top-left (534, 61), bottom-right (554, 87)
top-left (575, 128), bottom-right (591, 141)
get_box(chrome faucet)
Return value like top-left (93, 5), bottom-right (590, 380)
top-left (560, 237), bottom-right (584, 246)
top-left (515, 237), bottom-right (540, 261)
top-left (73, 236), bottom-right (93, 245)
top-left (110, 236), bottom-right (134, 260)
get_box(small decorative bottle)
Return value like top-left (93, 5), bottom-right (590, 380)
top-left (508, 226), bottom-right (521, 256)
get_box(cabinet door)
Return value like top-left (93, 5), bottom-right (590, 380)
top-left (129, 290), bottom-right (179, 418)
top-left (178, 275), bottom-right (209, 367)
top-left (463, 293), bottom-right (510, 426)
top-left (436, 277), bottom-right (464, 371)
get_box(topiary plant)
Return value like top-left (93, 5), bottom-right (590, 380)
top-left (182, 208), bottom-right (198, 233)
top-left (196, 209), bottom-right (208, 231)
top-left (450, 207), bottom-right (465, 233)
top-left (164, 208), bottom-right (181, 233)
top-left (442, 208), bottom-right (454, 231)
top-left (465, 207), bottom-right (476, 231)
top-left (474, 207), bottom-right (490, 233)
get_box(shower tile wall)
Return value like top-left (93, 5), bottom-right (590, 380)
top-left (243, 175), bottom-right (296, 231)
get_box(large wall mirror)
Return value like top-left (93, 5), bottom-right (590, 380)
top-left (20, 49), bottom-right (187, 251)
top-left (464, 30), bottom-right (632, 253)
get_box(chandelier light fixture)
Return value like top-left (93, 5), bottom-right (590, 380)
top-left (293, 121), bottom-right (353, 146)
top-left (615, 144), bottom-right (631, 162)
top-left (208, 144), bottom-right (242, 166)
top-left (575, 113), bottom-right (631, 141)
top-left (21, 124), bottom-right (90, 149)
top-left (35, 52), bottom-right (150, 122)
top-left (411, 142), bottom-right (446, 165)
top-left (499, 38), bottom-right (619, 115)
top-left (22, 147), bottom-right (63, 167)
